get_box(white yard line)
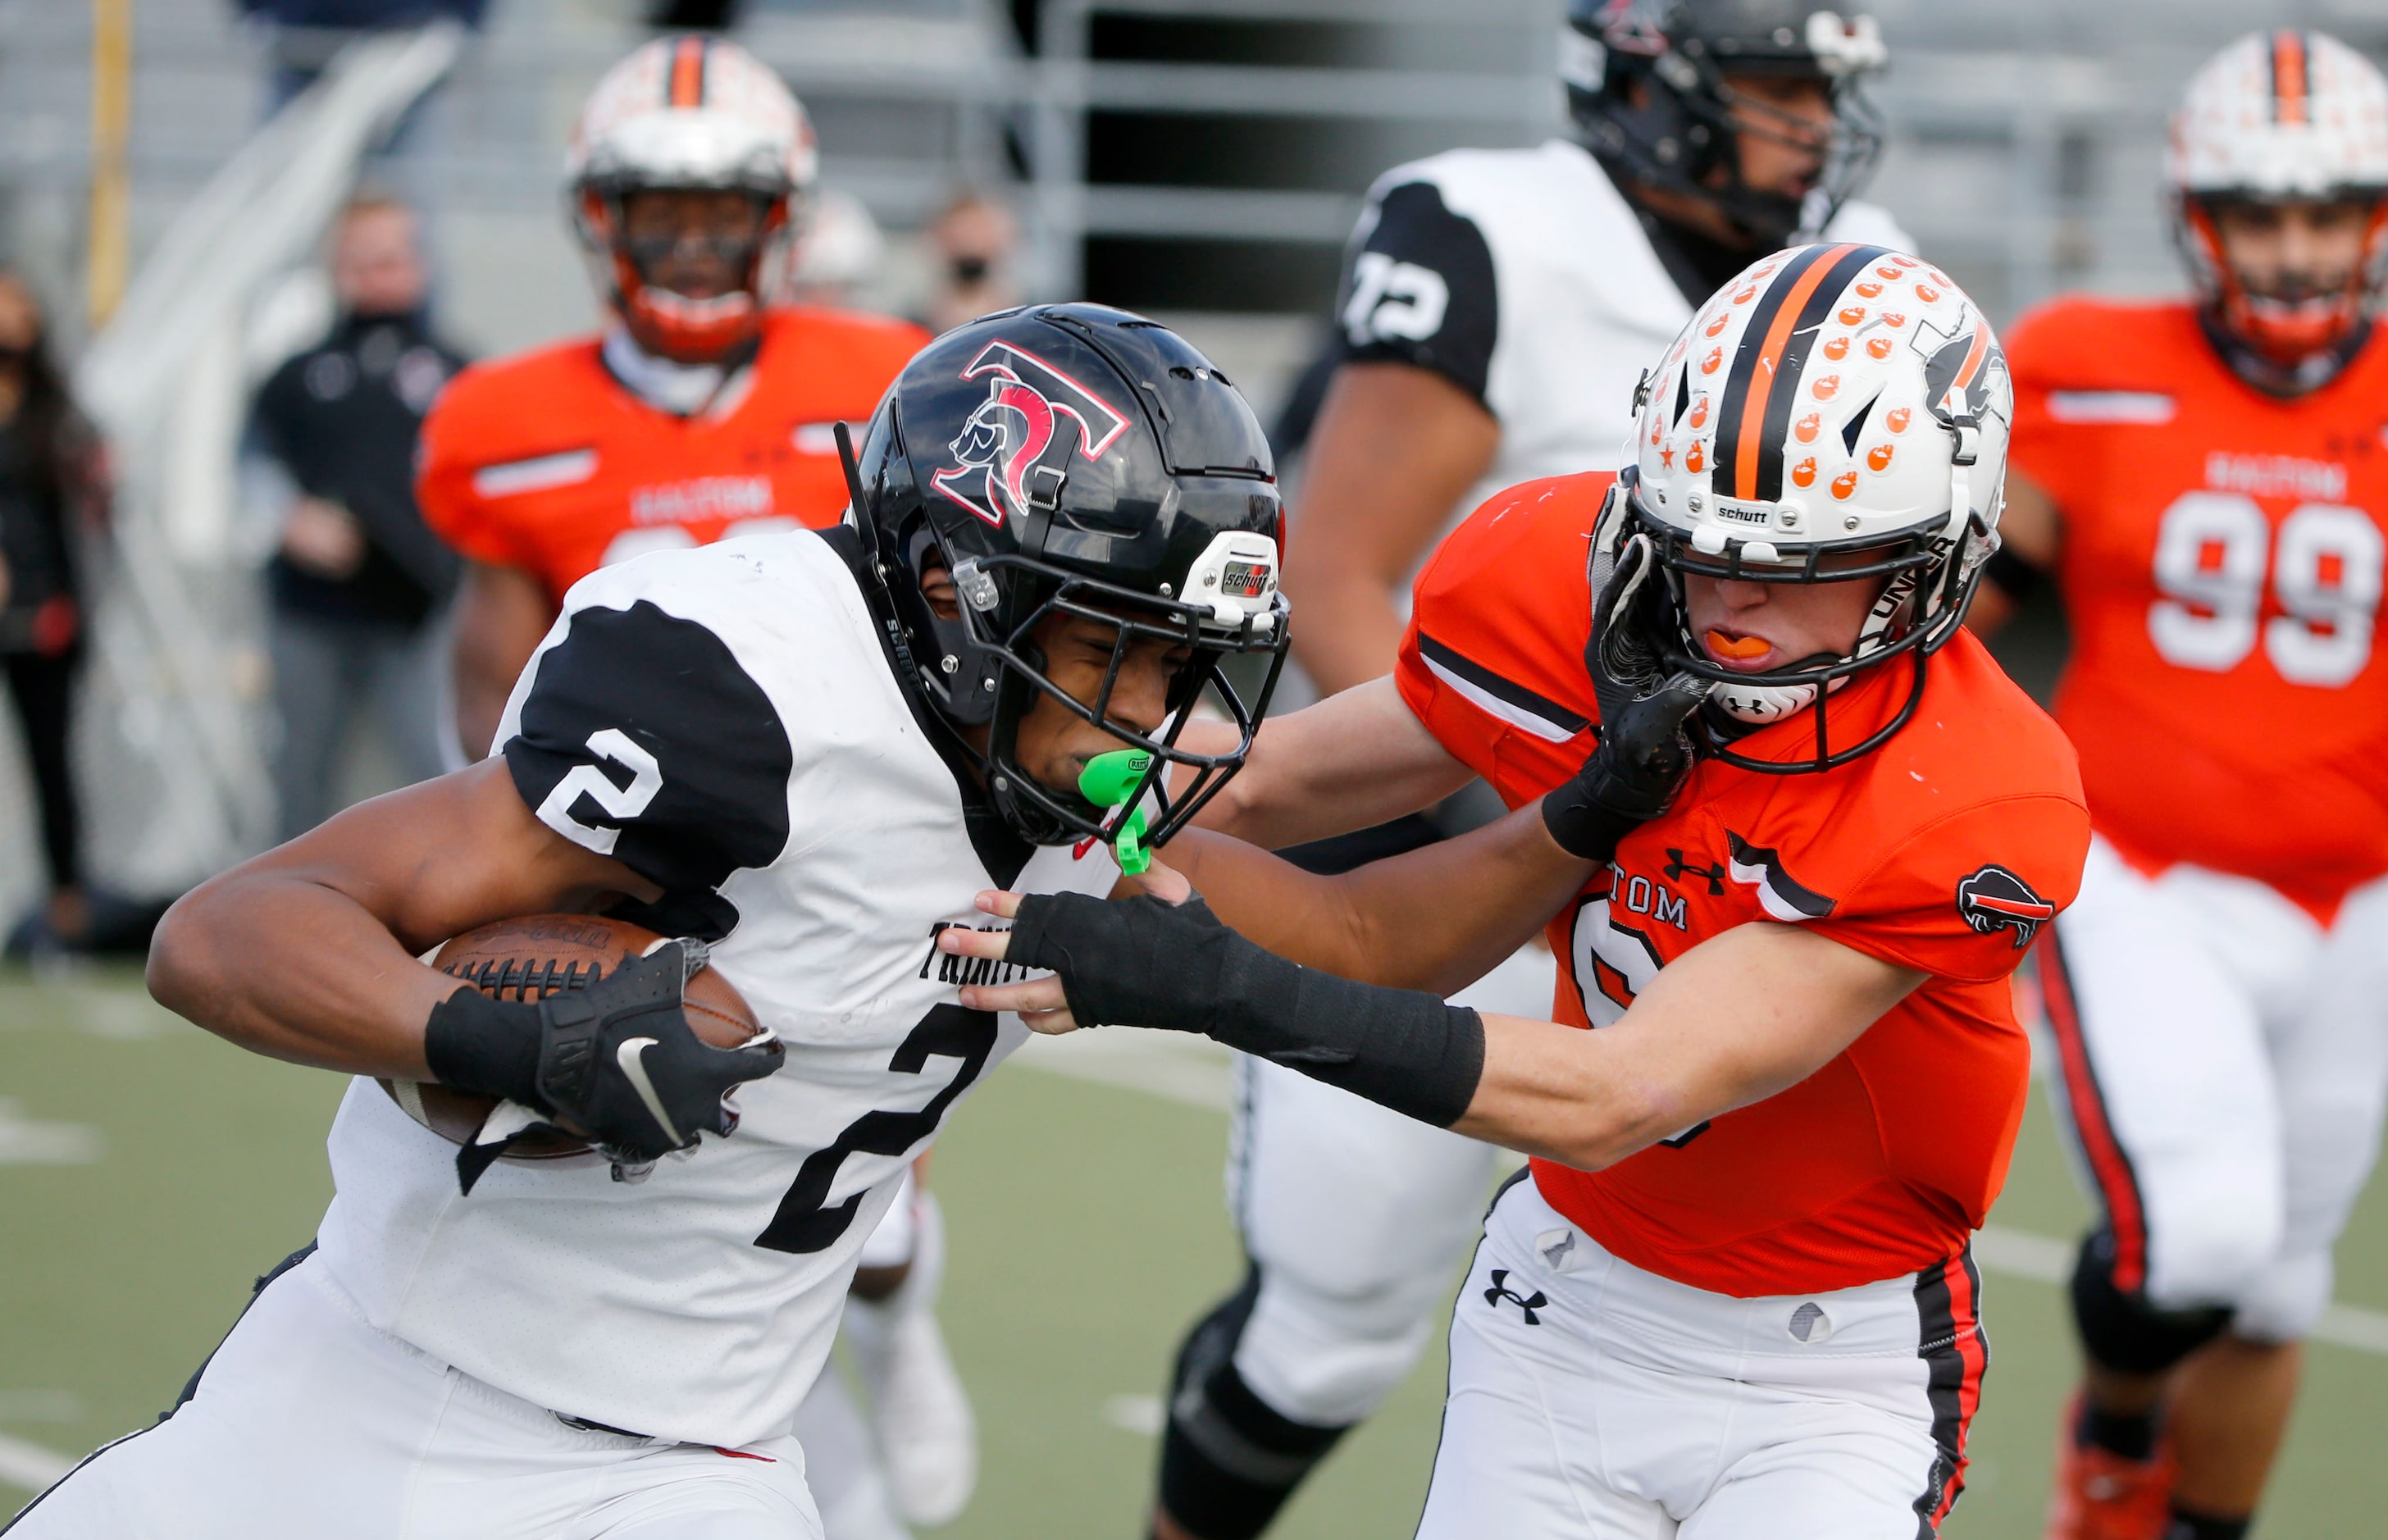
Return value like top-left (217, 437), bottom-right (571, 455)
top-left (1019, 1028), bottom-right (2388, 1359)
top-left (0, 1100), bottom-right (103, 1165)
top-left (0, 1430), bottom-right (73, 1495)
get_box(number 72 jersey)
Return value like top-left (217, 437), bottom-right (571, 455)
top-left (2007, 296), bottom-right (2388, 922)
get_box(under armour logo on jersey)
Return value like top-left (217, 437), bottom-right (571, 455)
top-left (1662, 849), bottom-right (1726, 895)
top-left (931, 340), bottom-right (1129, 530)
top-left (1484, 1269), bottom-right (1547, 1324)
top-left (1955, 864), bottom-right (2056, 948)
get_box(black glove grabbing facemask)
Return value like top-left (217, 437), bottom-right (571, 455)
top-left (1543, 483), bottom-right (1711, 861)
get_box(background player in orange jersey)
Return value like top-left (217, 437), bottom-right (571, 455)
top-left (944, 248), bottom-right (2092, 1538)
top-left (417, 35), bottom-right (926, 763)
top-left (416, 39), bottom-right (950, 1538)
top-left (1973, 32), bottom-right (2388, 1540)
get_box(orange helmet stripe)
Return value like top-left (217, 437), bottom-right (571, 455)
top-left (1731, 244), bottom-right (1859, 501)
top-left (668, 36), bottom-right (708, 108)
top-left (2273, 30), bottom-right (2308, 126)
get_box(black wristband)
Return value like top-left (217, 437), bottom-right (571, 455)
top-left (1008, 894), bottom-right (1487, 1128)
top-left (1539, 795), bottom-right (1643, 865)
top-left (422, 985), bottom-right (544, 1108)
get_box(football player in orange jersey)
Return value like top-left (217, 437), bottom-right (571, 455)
top-left (417, 35), bottom-right (926, 763)
top-left (415, 39), bottom-right (955, 1536)
top-left (940, 248), bottom-right (2091, 1537)
top-left (1971, 32), bottom-right (2388, 1540)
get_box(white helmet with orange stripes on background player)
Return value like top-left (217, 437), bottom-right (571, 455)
top-left (567, 34), bottom-right (819, 362)
top-left (2169, 30), bottom-right (2388, 392)
top-left (1607, 240), bottom-right (2011, 772)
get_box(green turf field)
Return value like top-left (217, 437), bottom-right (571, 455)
top-left (5, 965), bottom-right (2386, 1536)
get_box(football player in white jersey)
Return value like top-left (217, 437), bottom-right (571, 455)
top-left (1149, 6), bottom-right (1909, 1536)
top-left (1, 308), bottom-right (1322, 1540)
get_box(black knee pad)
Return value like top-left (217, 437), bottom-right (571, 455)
top-left (1155, 1264), bottom-right (1351, 1540)
top-left (2070, 1228), bottom-right (2231, 1376)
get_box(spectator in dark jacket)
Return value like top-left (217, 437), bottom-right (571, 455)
top-left (252, 194), bottom-right (466, 841)
top-left (0, 272), bottom-right (108, 949)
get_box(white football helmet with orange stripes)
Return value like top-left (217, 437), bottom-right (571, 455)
top-left (567, 35), bottom-right (819, 361)
top-left (2169, 30), bottom-right (2388, 376)
top-left (1615, 241), bottom-right (2010, 772)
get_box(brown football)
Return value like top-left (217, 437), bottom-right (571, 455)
top-left (380, 914), bottom-right (763, 1160)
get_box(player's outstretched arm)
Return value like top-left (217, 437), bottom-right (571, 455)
top-left (1178, 676), bottom-right (1476, 850)
top-left (148, 759), bottom-right (654, 1079)
top-left (452, 560), bottom-right (558, 761)
top-left (940, 891), bottom-right (1921, 1172)
top-left (1160, 796), bottom-right (1588, 997)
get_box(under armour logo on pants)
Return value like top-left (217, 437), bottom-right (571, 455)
top-left (1484, 1269), bottom-right (1547, 1324)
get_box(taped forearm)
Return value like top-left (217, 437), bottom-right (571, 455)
top-left (1007, 892), bottom-right (1485, 1128)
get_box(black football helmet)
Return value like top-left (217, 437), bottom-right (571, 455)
top-left (845, 303), bottom-right (1290, 851)
top-left (1564, 0), bottom-right (1889, 248)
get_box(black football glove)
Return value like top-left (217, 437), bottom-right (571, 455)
top-left (426, 941), bottom-right (783, 1171)
top-left (1541, 494), bottom-right (1710, 861)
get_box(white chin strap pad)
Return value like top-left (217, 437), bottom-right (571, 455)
top-left (1708, 677), bottom-right (1816, 724)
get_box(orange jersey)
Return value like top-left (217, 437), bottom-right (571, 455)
top-left (417, 307), bottom-right (927, 604)
top-left (2007, 296), bottom-right (2388, 921)
top-left (1397, 472), bottom-right (2090, 1297)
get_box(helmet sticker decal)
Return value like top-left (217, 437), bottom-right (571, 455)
top-left (931, 340), bottom-right (1132, 530)
top-left (1707, 242), bottom-right (1876, 503)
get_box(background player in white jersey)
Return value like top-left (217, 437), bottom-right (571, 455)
top-left (0, 307), bottom-right (1296, 1540)
top-left (1973, 33), bottom-right (2388, 1540)
top-left (1148, 6), bottom-right (1908, 1536)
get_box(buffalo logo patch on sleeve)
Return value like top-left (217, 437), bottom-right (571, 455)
top-left (1955, 864), bottom-right (2056, 947)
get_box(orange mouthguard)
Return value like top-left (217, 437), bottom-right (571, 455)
top-left (1705, 630), bottom-right (1771, 660)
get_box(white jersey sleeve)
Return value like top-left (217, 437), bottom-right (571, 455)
top-left (499, 581), bottom-right (797, 940)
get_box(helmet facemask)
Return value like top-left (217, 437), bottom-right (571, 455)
top-left (1620, 469), bottom-right (1988, 773)
top-left (959, 554), bottom-right (1288, 850)
top-left (1565, 4), bottom-right (1888, 248)
top-left (847, 305), bottom-right (1293, 854)
top-left (579, 182), bottom-right (797, 363)
top-left (2176, 190), bottom-right (2388, 390)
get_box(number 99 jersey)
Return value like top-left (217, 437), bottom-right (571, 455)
top-left (2007, 296), bottom-right (2388, 921)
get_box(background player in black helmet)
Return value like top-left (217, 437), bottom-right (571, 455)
top-left (1144, 7), bottom-right (1910, 1538)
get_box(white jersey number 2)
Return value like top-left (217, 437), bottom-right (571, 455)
top-left (2148, 491), bottom-right (2384, 686)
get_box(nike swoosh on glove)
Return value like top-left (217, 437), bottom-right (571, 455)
top-left (531, 942), bottom-right (783, 1164)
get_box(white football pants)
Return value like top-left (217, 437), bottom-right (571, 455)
top-left (1224, 944), bottom-right (1547, 1427)
top-left (1416, 1177), bottom-right (1982, 1539)
top-left (3, 1253), bottom-right (823, 1540)
top-left (2039, 836), bottom-right (2388, 1339)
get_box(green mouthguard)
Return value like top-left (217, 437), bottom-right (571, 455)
top-left (1079, 749), bottom-right (1154, 874)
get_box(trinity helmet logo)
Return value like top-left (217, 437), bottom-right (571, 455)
top-left (931, 341), bottom-right (1131, 530)
top-left (1955, 863), bottom-right (2056, 948)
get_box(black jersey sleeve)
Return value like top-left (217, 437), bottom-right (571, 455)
top-left (504, 600), bottom-right (795, 936)
top-left (1334, 179), bottom-right (1500, 408)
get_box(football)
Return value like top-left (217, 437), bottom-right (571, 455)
top-left (379, 914), bottom-right (763, 1160)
